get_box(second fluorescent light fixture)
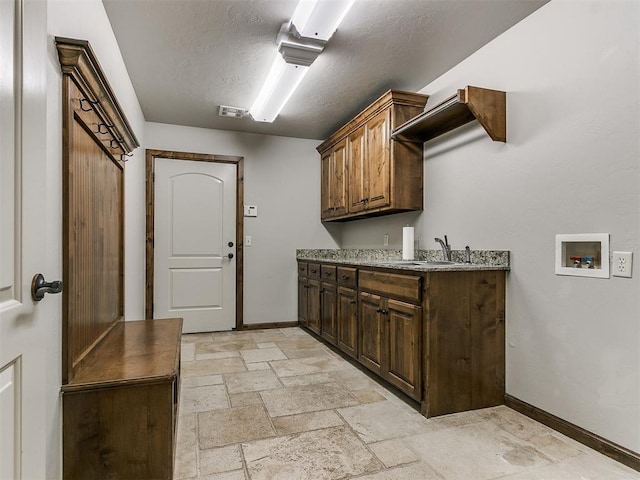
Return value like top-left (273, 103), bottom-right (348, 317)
top-left (249, 0), bottom-right (354, 123)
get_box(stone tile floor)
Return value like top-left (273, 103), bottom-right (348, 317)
top-left (175, 327), bottom-right (639, 480)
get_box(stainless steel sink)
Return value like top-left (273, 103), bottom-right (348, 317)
top-left (377, 260), bottom-right (460, 266)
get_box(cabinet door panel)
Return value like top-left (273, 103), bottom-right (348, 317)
top-left (298, 277), bottom-right (308, 326)
top-left (307, 279), bottom-right (321, 335)
top-left (320, 151), bottom-right (332, 219)
top-left (331, 139), bottom-right (348, 217)
top-left (347, 126), bottom-right (366, 213)
top-left (365, 110), bottom-right (390, 209)
top-left (321, 282), bottom-right (337, 346)
top-left (337, 286), bottom-right (358, 359)
top-left (387, 299), bottom-right (422, 399)
top-left (358, 292), bottom-right (385, 376)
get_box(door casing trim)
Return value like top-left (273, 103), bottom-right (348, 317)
top-left (145, 149), bottom-right (245, 330)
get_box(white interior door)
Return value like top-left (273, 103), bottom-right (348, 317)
top-left (154, 158), bottom-right (237, 333)
top-left (1, 0), bottom-right (51, 477)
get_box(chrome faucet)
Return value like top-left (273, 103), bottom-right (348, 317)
top-left (434, 235), bottom-right (451, 261)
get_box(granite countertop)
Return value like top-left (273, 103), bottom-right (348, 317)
top-left (296, 249), bottom-right (510, 272)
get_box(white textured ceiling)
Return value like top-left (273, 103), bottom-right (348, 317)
top-left (103, 0), bottom-right (547, 140)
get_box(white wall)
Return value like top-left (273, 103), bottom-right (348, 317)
top-left (342, 0), bottom-right (640, 453)
top-left (45, 0), bottom-right (146, 475)
top-left (145, 123), bottom-right (341, 325)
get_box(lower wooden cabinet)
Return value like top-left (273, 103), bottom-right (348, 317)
top-left (307, 279), bottom-right (321, 335)
top-left (358, 292), bottom-right (386, 377)
top-left (298, 276), bottom-right (308, 327)
top-left (320, 282), bottom-right (338, 345)
top-left (297, 260), bottom-right (506, 418)
top-left (386, 298), bottom-right (422, 399)
top-left (358, 291), bottom-right (422, 400)
top-left (337, 286), bottom-right (358, 359)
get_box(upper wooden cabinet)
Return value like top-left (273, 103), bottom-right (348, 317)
top-left (320, 138), bottom-right (348, 219)
top-left (317, 90), bottom-right (428, 221)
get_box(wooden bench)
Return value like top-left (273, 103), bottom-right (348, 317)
top-left (62, 318), bottom-right (182, 480)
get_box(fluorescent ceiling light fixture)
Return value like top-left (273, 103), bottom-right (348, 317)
top-left (291, 0), bottom-right (355, 41)
top-left (249, 54), bottom-right (309, 123)
top-left (249, 0), bottom-right (354, 123)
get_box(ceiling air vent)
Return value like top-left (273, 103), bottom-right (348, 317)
top-left (218, 105), bottom-right (249, 119)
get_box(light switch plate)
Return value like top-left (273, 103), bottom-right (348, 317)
top-left (244, 205), bottom-right (258, 217)
top-left (612, 251), bottom-right (632, 278)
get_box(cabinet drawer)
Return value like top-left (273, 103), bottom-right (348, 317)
top-left (298, 262), bottom-right (308, 277)
top-left (359, 269), bottom-right (421, 304)
top-left (308, 263), bottom-right (321, 279)
top-left (320, 265), bottom-right (337, 282)
top-left (337, 267), bottom-right (357, 287)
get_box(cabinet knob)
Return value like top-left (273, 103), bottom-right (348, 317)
top-left (350, 300), bottom-right (356, 304)
top-left (324, 271), bottom-right (331, 276)
top-left (341, 275), bottom-right (349, 280)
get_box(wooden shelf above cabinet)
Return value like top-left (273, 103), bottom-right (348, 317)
top-left (391, 86), bottom-right (506, 143)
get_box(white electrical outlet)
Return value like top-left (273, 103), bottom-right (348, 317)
top-left (383, 234), bottom-right (389, 247)
top-left (612, 251), bottom-right (632, 278)
top-left (245, 236), bottom-right (252, 247)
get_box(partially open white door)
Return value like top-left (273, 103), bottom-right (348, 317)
top-left (1, 0), bottom-right (53, 477)
top-left (154, 158), bottom-right (236, 333)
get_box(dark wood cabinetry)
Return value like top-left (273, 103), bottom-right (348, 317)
top-left (347, 125), bottom-right (366, 214)
top-left (317, 90), bottom-right (428, 221)
top-left (320, 265), bottom-right (338, 345)
top-left (320, 282), bottom-right (338, 345)
top-left (298, 275), bottom-right (308, 327)
top-left (358, 291), bottom-right (386, 377)
top-left (297, 259), bottom-right (506, 418)
top-left (423, 270), bottom-right (506, 417)
top-left (392, 86), bottom-right (506, 143)
top-left (62, 318), bottom-right (182, 480)
top-left (364, 109), bottom-right (391, 210)
top-left (298, 262), bottom-right (321, 335)
top-left (337, 285), bottom-right (358, 359)
top-left (56, 38), bottom-right (181, 480)
top-left (321, 139), bottom-right (348, 220)
top-left (386, 299), bottom-right (422, 399)
top-left (358, 270), bottom-right (422, 400)
top-left (307, 278), bottom-right (321, 335)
